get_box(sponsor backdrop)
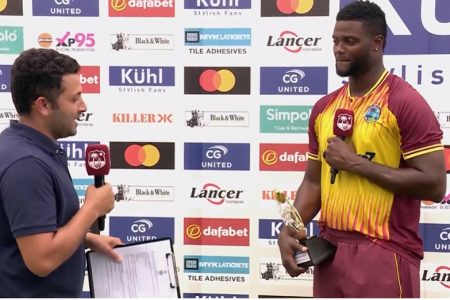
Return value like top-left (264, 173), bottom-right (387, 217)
top-left (0, 0), bottom-right (449, 297)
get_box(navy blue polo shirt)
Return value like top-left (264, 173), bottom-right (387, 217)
top-left (0, 120), bottom-right (84, 297)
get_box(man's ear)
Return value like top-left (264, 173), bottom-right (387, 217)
top-left (373, 35), bottom-right (384, 52)
top-left (34, 97), bottom-right (51, 116)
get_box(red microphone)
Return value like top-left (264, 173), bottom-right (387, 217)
top-left (85, 144), bottom-right (111, 231)
top-left (331, 109), bottom-right (354, 184)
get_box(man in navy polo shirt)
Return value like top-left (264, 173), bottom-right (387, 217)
top-left (0, 48), bottom-right (122, 297)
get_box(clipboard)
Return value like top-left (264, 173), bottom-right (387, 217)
top-left (86, 237), bottom-right (180, 298)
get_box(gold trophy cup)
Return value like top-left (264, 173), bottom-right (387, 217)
top-left (274, 191), bottom-right (336, 268)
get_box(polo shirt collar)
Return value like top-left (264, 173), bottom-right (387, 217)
top-left (9, 120), bottom-right (61, 156)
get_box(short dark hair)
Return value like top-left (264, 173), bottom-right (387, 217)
top-left (10, 48), bottom-right (80, 114)
top-left (337, 1), bottom-right (387, 49)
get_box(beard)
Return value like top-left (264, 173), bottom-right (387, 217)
top-left (336, 60), bottom-right (362, 77)
top-left (335, 53), bottom-right (371, 78)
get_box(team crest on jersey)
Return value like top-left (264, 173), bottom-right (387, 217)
top-left (364, 105), bottom-right (381, 122)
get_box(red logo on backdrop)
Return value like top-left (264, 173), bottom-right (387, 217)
top-left (109, 0), bottom-right (175, 17)
top-left (436, 266), bottom-right (450, 288)
top-left (444, 146), bottom-right (450, 173)
top-left (184, 218), bottom-right (249, 246)
top-left (422, 266), bottom-right (450, 289)
top-left (261, 189), bottom-right (297, 200)
top-left (259, 143), bottom-right (308, 171)
top-left (79, 66), bottom-right (100, 93)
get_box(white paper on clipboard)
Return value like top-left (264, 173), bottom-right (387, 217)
top-left (86, 237), bottom-right (180, 298)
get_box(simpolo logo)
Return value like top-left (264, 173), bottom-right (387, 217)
top-left (0, 26), bottom-right (24, 54)
top-left (184, 67), bottom-right (250, 94)
top-left (261, 0), bottom-right (329, 17)
top-left (110, 142), bottom-right (175, 169)
top-left (0, 0), bottom-right (23, 15)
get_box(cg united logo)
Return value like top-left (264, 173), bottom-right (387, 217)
top-left (110, 142), bottom-right (175, 169)
top-left (261, 0), bottom-right (329, 17)
top-left (184, 67), bottom-right (250, 94)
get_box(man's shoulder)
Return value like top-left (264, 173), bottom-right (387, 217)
top-left (312, 87), bottom-right (343, 114)
top-left (386, 73), bottom-right (421, 96)
top-left (0, 130), bottom-right (44, 171)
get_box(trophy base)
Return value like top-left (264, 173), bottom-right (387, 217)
top-left (294, 236), bottom-right (336, 268)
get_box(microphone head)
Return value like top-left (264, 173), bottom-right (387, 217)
top-left (333, 108), bottom-right (354, 137)
top-left (85, 144), bottom-right (111, 176)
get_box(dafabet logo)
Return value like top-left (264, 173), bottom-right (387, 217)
top-left (184, 67), bottom-right (250, 94)
top-left (184, 218), bottom-right (249, 246)
top-left (109, 0), bottom-right (174, 17)
top-left (79, 66), bottom-right (100, 93)
top-left (260, 143), bottom-right (308, 171)
top-left (110, 142), bottom-right (175, 169)
top-left (261, 0), bottom-right (329, 17)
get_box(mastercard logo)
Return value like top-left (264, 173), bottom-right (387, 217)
top-left (199, 69), bottom-right (236, 92)
top-left (261, 150), bottom-right (278, 165)
top-left (276, 0), bottom-right (314, 14)
top-left (111, 0), bottom-right (127, 11)
top-left (38, 33), bottom-right (53, 48)
top-left (0, 0), bottom-right (7, 12)
top-left (186, 224), bottom-right (202, 239)
top-left (124, 144), bottom-right (160, 167)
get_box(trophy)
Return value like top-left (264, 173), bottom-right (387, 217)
top-left (274, 191), bottom-right (336, 268)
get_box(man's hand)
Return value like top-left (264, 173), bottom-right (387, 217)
top-left (325, 136), bottom-right (358, 171)
top-left (278, 225), bottom-right (309, 277)
top-left (84, 183), bottom-right (115, 218)
top-left (86, 233), bottom-right (123, 262)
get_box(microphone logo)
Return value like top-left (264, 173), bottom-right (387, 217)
top-left (336, 113), bottom-right (353, 132)
top-left (87, 150), bottom-right (106, 170)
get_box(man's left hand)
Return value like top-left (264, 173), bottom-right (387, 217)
top-left (85, 233), bottom-right (123, 262)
